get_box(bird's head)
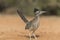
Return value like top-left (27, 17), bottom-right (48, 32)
top-left (34, 8), bottom-right (47, 16)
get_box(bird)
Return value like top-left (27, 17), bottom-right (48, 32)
top-left (17, 8), bottom-right (46, 40)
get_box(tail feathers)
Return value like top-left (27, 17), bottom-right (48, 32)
top-left (17, 8), bottom-right (28, 23)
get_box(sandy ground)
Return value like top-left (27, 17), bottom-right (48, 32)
top-left (0, 15), bottom-right (60, 40)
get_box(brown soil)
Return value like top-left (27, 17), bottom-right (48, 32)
top-left (0, 15), bottom-right (60, 40)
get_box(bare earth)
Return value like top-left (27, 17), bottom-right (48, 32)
top-left (0, 15), bottom-right (60, 40)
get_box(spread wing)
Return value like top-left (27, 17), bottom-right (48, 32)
top-left (17, 8), bottom-right (28, 23)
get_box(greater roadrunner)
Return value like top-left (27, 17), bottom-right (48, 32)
top-left (17, 8), bottom-right (46, 40)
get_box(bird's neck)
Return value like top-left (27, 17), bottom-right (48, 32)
top-left (34, 15), bottom-right (40, 22)
top-left (35, 15), bottom-right (40, 18)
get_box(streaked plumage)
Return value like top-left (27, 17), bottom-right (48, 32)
top-left (17, 8), bottom-right (46, 40)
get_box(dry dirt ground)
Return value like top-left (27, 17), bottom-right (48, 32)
top-left (0, 15), bottom-right (60, 40)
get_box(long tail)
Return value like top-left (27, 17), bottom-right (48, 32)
top-left (17, 8), bottom-right (28, 23)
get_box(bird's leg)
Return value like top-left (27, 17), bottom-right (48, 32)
top-left (32, 31), bottom-right (37, 40)
top-left (33, 33), bottom-right (37, 40)
top-left (29, 32), bottom-right (31, 40)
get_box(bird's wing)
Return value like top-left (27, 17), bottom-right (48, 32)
top-left (17, 8), bottom-right (28, 23)
top-left (25, 22), bottom-right (31, 29)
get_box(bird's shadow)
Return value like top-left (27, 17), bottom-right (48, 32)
top-left (25, 35), bottom-right (40, 38)
top-left (18, 34), bottom-right (40, 38)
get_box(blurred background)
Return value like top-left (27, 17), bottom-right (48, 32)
top-left (0, 0), bottom-right (60, 16)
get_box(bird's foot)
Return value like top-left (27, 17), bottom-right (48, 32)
top-left (31, 35), bottom-right (35, 38)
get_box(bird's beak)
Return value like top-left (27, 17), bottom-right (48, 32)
top-left (39, 11), bottom-right (47, 15)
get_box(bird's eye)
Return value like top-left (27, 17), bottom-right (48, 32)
top-left (36, 11), bottom-right (40, 14)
